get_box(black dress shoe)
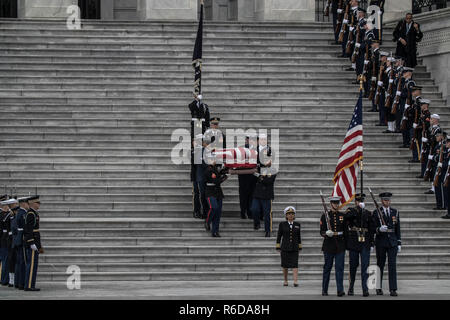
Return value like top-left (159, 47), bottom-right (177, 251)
top-left (215, 232), bottom-right (221, 237)
top-left (424, 190), bottom-right (434, 194)
top-left (376, 289), bottom-right (383, 295)
top-left (24, 288), bottom-right (40, 292)
top-left (441, 215), bottom-right (450, 219)
top-left (265, 232), bottom-right (270, 238)
top-left (337, 291), bottom-right (346, 297)
top-left (254, 225), bottom-right (260, 230)
top-left (18, 286), bottom-right (24, 290)
top-left (345, 67), bottom-right (354, 71)
top-left (8, 284), bottom-right (13, 287)
top-left (347, 289), bottom-right (354, 296)
top-left (204, 222), bottom-right (210, 231)
top-left (394, 130), bottom-right (402, 133)
top-left (293, 283), bottom-right (298, 287)
top-left (363, 291), bottom-right (370, 297)
top-left (1, 283), bottom-right (8, 286)
top-left (240, 214), bottom-right (246, 219)
top-left (408, 159), bottom-right (420, 163)
top-left (390, 290), bottom-right (398, 296)
top-left (383, 130), bottom-right (393, 133)
top-left (322, 291), bottom-right (328, 296)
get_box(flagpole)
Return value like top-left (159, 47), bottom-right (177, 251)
top-left (358, 74), bottom-right (365, 195)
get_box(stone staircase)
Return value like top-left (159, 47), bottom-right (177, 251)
top-left (0, 19), bottom-right (449, 282)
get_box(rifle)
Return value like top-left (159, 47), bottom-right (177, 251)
top-left (335, 0), bottom-right (344, 35)
top-left (390, 71), bottom-right (403, 115)
top-left (368, 54), bottom-right (378, 100)
top-left (444, 159), bottom-right (450, 187)
top-left (375, 62), bottom-right (385, 106)
top-left (368, 187), bottom-right (386, 227)
top-left (345, 14), bottom-right (355, 55)
top-left (324, 0), bottom-right (331, 17)
top-left (385, 65), bottom-right (395, 108)
top-left (338, 3), bottom-right (349, 43)
top-left (400, 85), bottom-right (412, 131)
top-left (351, 24), bottom-right (361, 64)
top-left (433, 142), bottom-right (445, 187)
top-left (424, 139), bottom-right (436, 181)
top-left (363, 45), bottom-right (370, 76)
top-left (320, 191), bottom-right (332, 231)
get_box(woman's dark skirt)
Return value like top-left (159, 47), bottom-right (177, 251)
top-left (281, 250), bottom-right (299, 268)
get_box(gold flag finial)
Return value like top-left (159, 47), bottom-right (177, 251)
top-left (357, 74), bottom-right (365, 91)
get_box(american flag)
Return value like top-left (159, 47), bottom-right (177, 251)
top-left (332, 92), bottom-right (363, 207)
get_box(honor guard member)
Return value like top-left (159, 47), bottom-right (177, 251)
top-left (373, 192), bottom-right (401, 296)
top-left (276, 206), bottom-right (302, 287)
top-left (345, 193), bottom-right (376, 297)
top-left (424, 113), bottom-right (442, 194)
top-left (441, 138), bottom-right (450, 219)
top-left (191, 133), bottom-right (209, 219)
top-left (320, 196), bottom-right (347, 297)
top-left (12, 197), bottom-right (30, 290)
top-left (341, 0), bottom-right (359, 58)
top-left (368, 37), bottom-right (381, 109)
top-left (369, 0), bottom-right (385, 43)
top-left (188, 93), bottom-right (210, 138)
top-left (432, 131), bottom-right (448, 210)
top-left (399, 67), bottom-right (415, 148)
top-left (408, 85), bottom-right (423, 163)
top-left (0, 197), bottom-right (16, 286)
top-left (418, 99), bottom-right (432, 177)
top-left (330, 0), bottom-right (340, 44)
top-left (352, 10), bottom-right (367, 75)
top-left (382, 56), bottom-right (397, 133)
top-left (204, 117), bottom-right (226, 151)
top-left (204, 154), bottom-right (229, 237)
top-left (24, 195), bottom-right (42, 291)
top-left (7, 198), bottom-right (20, 288)
top-left (375, 51), bottom-right (389, 125)
top-left (237, 135), bottom-right (257, 219)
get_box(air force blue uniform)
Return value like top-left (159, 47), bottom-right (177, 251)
top-left (11, 207), bottom-right (27, 289)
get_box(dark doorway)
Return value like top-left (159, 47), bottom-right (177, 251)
top-left (0, 0), bottom-right (17, 18)
top-left (79, 0), bottom-right (101, 19)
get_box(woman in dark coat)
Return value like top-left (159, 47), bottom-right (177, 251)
top-left (276, 206), bottom-right (302, 287)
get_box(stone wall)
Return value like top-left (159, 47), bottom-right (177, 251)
top-left (415, 8), bottom-right (450, 105)
top-left (18, 0), bottom-right (77, 18)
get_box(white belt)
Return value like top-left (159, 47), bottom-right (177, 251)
top-left (191, 118), bottom-right (205, 122)
top-left (8, 232), bottom-right (12, 235)
top-left (17, 228), bottom-right (23, 231)
top-left (206, 183), bottom-right (216, 186)
top-left (2, 230), bottom-right (6, 232)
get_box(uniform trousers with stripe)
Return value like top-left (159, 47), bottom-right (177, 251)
top-left (322, 251), bottom-right (345, 293)
top-left (207, 197), bottom-right (222, 235)
top-left (348, 247), bottom-right (370, 292)
top-left (25, 248), bottom-right (39, 289)
top-left (251, 198), bottom-right (272, 233)
top-left (0, 247), bottom-right (10, 284)
top-left (376, 245), bottom-right (398, 291)
top-left (14, 246), bottom-right (25, 288)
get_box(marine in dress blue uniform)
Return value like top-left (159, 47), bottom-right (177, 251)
top-left (11, 197), bottom-right (30, 290)
top-left (23, 196), bottom-right (42, 291)
top-left (320, 196), bottom-right (347, 297)
top-left (345, 193), bottom-right (376, 297)
top-left (0, 197), bottom-right (14, 286)
top-left (7, 199), bottom-right (20, 287)
top-left (373, 192), bottom-right (401, 296)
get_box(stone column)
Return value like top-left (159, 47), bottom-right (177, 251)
top-left (18, 0), bottom-right (78, 18)
top-left (139, 0), bottom-right (197, 20)
top-left (254, 0), bottom-right (315, 22)
top-left (383, 0), bottom-right (411, 23)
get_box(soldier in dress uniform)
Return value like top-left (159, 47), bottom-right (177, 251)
top-left (0, 197), bottom-right (16, 286)
top-left (276, 206), bottom-right (302, 287)
top-left (441, 139), bottom-right (450, 219)
top-left (375, 51), bottom-right (389, 125)
top-left (237, 135), bottom-right (257, 219)
top-left (320, 196), bottom-right (347, 297)
top-left (431, 131), bottom-right (448, 210)
top-left (204, 154), bottom-right (229, 237)
top-left (12, 196), bottom-right (30, 290)
top-left (407, 85), bottom-right (423, 163)
top-left (373, 192), bottom-right (401, 296)
top-left (341, 0), bottom-right (359, 58)
top-left (7, 198), bottom-right (20, 288)
top-left (398, 67), bottom-right (415, 148)
top-left (418, 99), bottom-right (431, 178)
top-left (345, 193), bottom-right (376, 297)
top-left (191, 133), bottom-right (209, 219)
top-left (23, 195), bottom-right (42, 291)
top-left (424, 113), bottom-right (442, 194)
top-left (382, 56), bottom-right (397, 133)
top-left (188, 93), bottom-right (210, 139)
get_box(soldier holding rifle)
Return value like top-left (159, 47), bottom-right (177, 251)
top-left (431, 132), bottom-right (448, 211)
top-left (319, 193), bottom-right (347, 297)
top-left (418, 99), bottom-right (432, 178)
top-left (441, 139), bottom-right (450, 219)
top-left (407, 85), bottom-right (423, 163)
top-left (345, 193), bottom-right (376, 297)
top-left (369, 190), bottom-right (401, 297)
top-left (423, 113), bottom-right (442, 194)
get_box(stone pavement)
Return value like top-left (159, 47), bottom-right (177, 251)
top-left (1, 280), bottom-right (450, 300)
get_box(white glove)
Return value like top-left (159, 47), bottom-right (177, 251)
top-left (253, 172), bottom-right (260, 177)
top-left (413, 123), bottom-right (418, 129)
top-left (422, 137), bottom-right (428, 143)
top-left (370, 247), bottom-right (374, 254)
top-left (337, 9), bottom-right (343, 14)
top-left (197, 94), bottom-right (203, 101)
top-left (397, 245), bottom-right (401, 253)
top-left (30, 244), bottom-right (38, 252)
top-left (349, 26), bottom-right (354, 32)
top-left (379, 225), bottom-right (388, 232)
top-left (359, 202), bottom-right (365, 209)
top-left (428, 155), bottom-right (433, 160)
top-left (326, 230), bottom-right (334, 238)
top-left (405, 104), bottom-right (410, 109)
top-left (355, 43), bottom-right (361, 48)
top-left (438, 162), bottom-right (443, 168)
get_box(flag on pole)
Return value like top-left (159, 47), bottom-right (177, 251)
top-left (192, 0), bottom-right (204, 96)
top-left (332, 91), bottom-right (363, 207)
